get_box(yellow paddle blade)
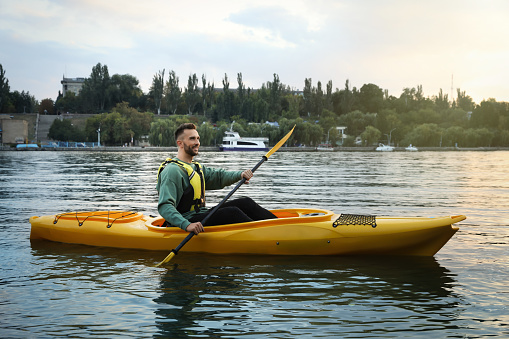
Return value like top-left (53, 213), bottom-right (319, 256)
top-left (155, 251), bottom-right (175, 267)
top-left (265, 125), bottom-right (296, 159)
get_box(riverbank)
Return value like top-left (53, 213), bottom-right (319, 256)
top-left (2, 145), bottom-right (509, 152)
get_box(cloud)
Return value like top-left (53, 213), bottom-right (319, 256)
top-left (1, 0), bottom-right (509, 103)
top-left (227, 5), bottom-right (317, 47)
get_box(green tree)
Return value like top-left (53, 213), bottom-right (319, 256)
top-left (471, 99), bottom-right (500, 129)
top-left (276, 118), bottom-right (322, 147)
top-left (253, 95), bottom-right (269, 122)
top-left (236, 72), bottom-right (247, 119)
top-left (306, 122), bottom-right (324, 146)
top-left (81, 63), bottom-right (111, 112)
top-left (455, 88), bottom-right (475, 112)
top-left (433, 88), bottom-right (450, 111)
top-left (48, 118), bottom-right (85, 141)
top-left (184, 73), bottom-right (200, 114)
top-left (151, 69), bottom-right (165, 115)
top-left (282, 94), bottom-right (300, 119)
top-left (338, 110), bottom-right (376, 137)
top-left (203, 76), bottom-right (215, 117)
top-left (360, 125), bottom-right (382, 146)
top-left (0, 64), bottom-right (10, 113)
top-left (318, 109), bottom-right (337, 132)
top-left (9, 90), bottom-right (36, 113)
top-left (398, 86), bottom-right (433, 112)
top-left (375, 109), bottom-right (400, 134)
top-left (358, 83), bottom-right (384, 113)
top-left (405, 123), bottom-right (442, 147)
top-left (493, 130), bottom-right (509, 146)
top-left (461, 128), bottom-right (494, 147)
top-left (303, 78), bottom-right (313, 115)
top-left (101, 112), bottom-right (121, 145)
top-left (336, 79), bottom-right (355, 115)
top-left (201, 74), bottom-right (212, 116)
top-left (475, 128), bottom-right (495, 147)
top-left (313, 81), bottom-right (324, 117)
top-left (148, 117), bottom-right (190, 146)
top-left (442, 126), bottom-right (464, 147)
top-left (55, 91), bottom-right (81, 114)
top-left (165, 70), bottom-right (181, 115)
top-left (113, 116), bottom-right (132, 145)
top-left (197, 122), bottom-right (215, 146)
top-left (416, 108), bottom-right (441, 124)
top-left (216, 73), bottom-right (235, 121)
top-left (325, 80), bottom-right (333, 110)
top-left (110, 74), bottom-right (143, 108)
top-left (112, 102), bottom-right (153, 142)
top-left (268, 73), bottom-right (283, 117)
top-left (442, 108), bottom-right (469, 128)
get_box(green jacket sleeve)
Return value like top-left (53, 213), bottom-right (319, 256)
top-left (202, 165), bottom-right (242, 190)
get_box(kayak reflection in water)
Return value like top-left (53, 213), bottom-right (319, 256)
top-left (156, 123), bottom-right (276, 235)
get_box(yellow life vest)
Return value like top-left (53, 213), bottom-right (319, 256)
top-left (157, 158), bottom-right (205, 212)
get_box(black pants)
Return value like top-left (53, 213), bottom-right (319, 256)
top-left (189, 197), bottom-right (277, 226)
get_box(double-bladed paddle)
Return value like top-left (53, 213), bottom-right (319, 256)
top-left (155, 125), bottom-right (296, 267)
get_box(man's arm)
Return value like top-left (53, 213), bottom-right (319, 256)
top-left (203, 166), bottom-right (243, 189)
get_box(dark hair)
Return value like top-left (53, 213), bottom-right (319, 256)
top-left (174, 123), bottom-right (196, 141)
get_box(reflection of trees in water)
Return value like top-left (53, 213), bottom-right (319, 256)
top-left (153, 254), bottom-right (460, 337)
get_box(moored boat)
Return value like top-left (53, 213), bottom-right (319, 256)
top-left (405, 144), bottom-right (418, 151)
top-left (219, 130), bottom-right (268, 151)
top-left (30, 209), bottom-right (465, 256)
top-left (316, 143), bottom-right (334, 151)
top-left (376, 143), bottom-right (395, 151)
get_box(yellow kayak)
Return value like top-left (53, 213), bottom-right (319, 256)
top-left (29, 209), bottom-right (465, 256)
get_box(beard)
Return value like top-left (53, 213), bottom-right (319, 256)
top-left (184, 143), bottom-right (199, 156)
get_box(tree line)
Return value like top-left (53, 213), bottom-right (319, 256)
top-left (2, 62), bottom-right (509, 147)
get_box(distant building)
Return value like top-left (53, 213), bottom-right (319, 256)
top-left (61, 76), bottom-right (85, 97)
top-left (336, 126), bottom-right (348, 145)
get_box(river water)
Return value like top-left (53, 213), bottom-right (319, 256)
top-left (0, 150), bottom-right (507, 338)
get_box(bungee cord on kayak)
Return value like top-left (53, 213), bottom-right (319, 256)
top-left (52, 211), bottom-right (139, 228)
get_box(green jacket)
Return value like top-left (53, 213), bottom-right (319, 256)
top-left (156, 158), bottom-right (242, 230)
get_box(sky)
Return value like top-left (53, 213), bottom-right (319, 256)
top-left (1, 0), bottom-right (508, 105)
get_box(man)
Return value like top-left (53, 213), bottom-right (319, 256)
top-left (157, 123), bottom-right (276, 235)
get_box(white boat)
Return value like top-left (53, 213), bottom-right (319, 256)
top-left (405, 144), bottom-right (418, 151)
top-left (376, 143), bottom-right (394, 152)
top-left (316, 143), bottom-right (334, 151)
top-left (219, 130), bottom-right (269, 151)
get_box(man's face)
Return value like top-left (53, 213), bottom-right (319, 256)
top-left (179, 128), bottom-right (200, 157)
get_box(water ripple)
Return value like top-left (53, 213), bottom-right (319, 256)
top-left (1, 150), bottom-right (508, 338)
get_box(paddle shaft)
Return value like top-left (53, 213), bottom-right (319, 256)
top-left (170, 156), bottom-right (267, 255)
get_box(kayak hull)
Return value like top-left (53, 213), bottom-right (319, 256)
top-left (29, 209), bottom-right (465, 256)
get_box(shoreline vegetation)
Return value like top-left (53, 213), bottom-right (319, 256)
top-left (3, 145), bottom-right (508, 152)
top-left (2, 62), bottom-right (509, 149)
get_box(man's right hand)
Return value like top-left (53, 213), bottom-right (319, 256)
top-left (186, 222), bottom-right (204, 234)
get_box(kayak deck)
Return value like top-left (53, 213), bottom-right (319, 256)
top-left (29, 209), bottom-right (466, 256)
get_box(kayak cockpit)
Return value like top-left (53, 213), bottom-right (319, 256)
top-left (147, 208), bottom-right (335, 230)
